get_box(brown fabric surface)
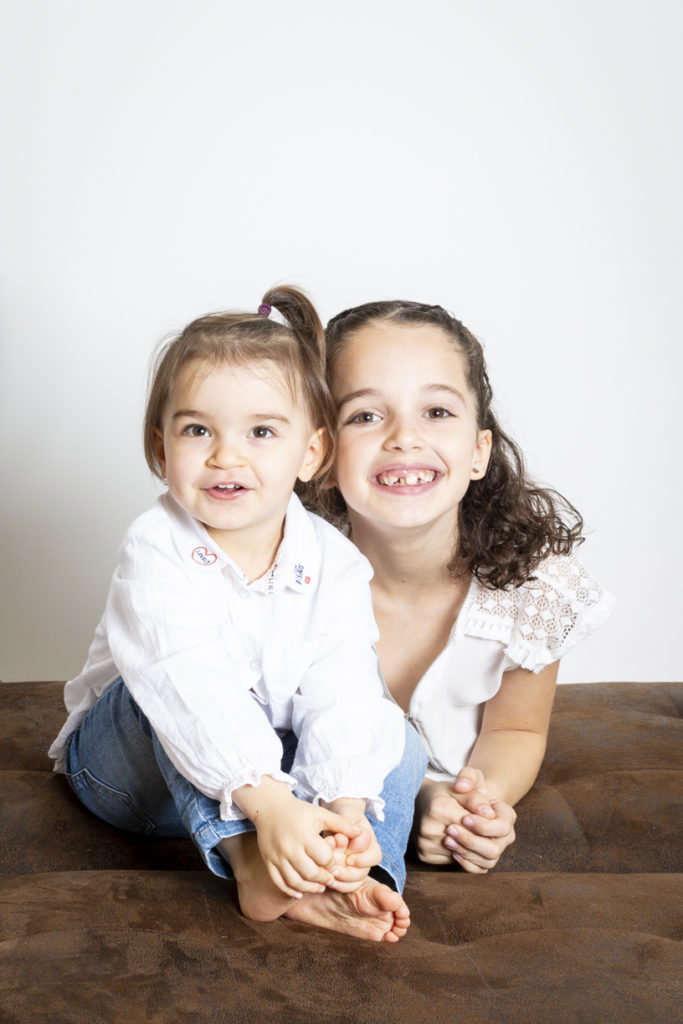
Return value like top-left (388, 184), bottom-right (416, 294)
top-left (1, 870), bottom-right (681, 1024)
top-left (1, 680), bottom-right (681, 1023)
top-left (0, 681), bottom-right (70, 772)
top-left (0, 771), bottom-right (204, 877)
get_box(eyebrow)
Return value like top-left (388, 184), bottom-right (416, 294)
top-left (337, 384), bottom-right (467, 407)
top-left (336, 388), bottom-right (379, 408)
top-left (424, 383), bottom-right (467, 404)
top-left (249, 412), bottom-right (292, 424)
top-left (172, 409), bottom-right (292, 424)
top-left (172, 409), bottom-right (203, 421)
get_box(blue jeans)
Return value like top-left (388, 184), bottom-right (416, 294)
top-left (65, 678), bottom-right (426, 892)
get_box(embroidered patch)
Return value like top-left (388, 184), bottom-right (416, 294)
top-left (192, 546), bottom-right (218, 566)
top-left (292, 566), bottom-right (311, 586)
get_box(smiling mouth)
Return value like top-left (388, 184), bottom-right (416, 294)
top-left (376, 470), bottom-right (437, 487)
top-left (205, 484), bottom-right (248, 498)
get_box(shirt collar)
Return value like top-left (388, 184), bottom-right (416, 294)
top-left (160, 491), bottom-right (319, 593)
top-left (268, 493), bottom-right (320, 594)
top-left (161, 491), bottom-right (232, 571)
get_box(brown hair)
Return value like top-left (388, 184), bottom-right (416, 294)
top-left (314, 299), bottom-right (584, 589)
top-left (143, 286), bottom-right (336, 483)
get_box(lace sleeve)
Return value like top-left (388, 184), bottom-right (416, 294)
top-left (464, 552), bottom-right (615, 673)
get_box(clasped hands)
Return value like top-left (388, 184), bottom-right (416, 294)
top-left (415, 767), bottom-right (517, 873)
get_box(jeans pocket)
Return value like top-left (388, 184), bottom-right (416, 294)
top-left (66, 766), bottom-right (156, 835)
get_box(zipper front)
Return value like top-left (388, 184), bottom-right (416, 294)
top-left (404, 576), bottom-right (477, 776)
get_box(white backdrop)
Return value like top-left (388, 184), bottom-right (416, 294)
top-left (1, 0), bottom-right (681, 683)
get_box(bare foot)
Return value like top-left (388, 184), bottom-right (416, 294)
top-left (220, 832), bottom-right (297, 922)
top-left (284, 877), bottom-right (410, 943)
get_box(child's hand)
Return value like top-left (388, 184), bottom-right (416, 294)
top-left (443, 767), bottom-right (517, 874)
top-left (415, 769), bottom-right (516, 873)
top-left (233, 778), bottom-right (364, 898)
top-left (415, 778), bottom-right (467, 865)
top-left (321, 797), bottom-right (382, 892)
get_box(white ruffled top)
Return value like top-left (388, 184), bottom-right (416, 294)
top-left (403, 552), bottom-right (615, 779)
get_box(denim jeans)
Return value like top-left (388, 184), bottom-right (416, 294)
top-left (65, 677), bottom-right (427, 892)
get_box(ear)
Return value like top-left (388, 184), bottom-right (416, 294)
top-left (470, 429), bottom-right (492, 480)
top-left (153, 427), bottom-right (167, 479)
top-left (297, 427), bottom-right (326, 483)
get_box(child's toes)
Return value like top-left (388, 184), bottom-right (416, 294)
top-left (333, 832), bottom-right (349, 851)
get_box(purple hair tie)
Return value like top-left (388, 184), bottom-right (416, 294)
top-left (258, 303), bottom-right (272, 317)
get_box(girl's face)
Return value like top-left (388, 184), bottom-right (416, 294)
top-left (154, 359), bottom-right (324, 567)
top-left (331, 321), bottom-right (492, 540)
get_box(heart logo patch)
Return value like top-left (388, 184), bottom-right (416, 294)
top-left (192, 546), bottom-right (218, 566)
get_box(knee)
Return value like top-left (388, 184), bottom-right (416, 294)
top-left (108, 678), bottom-right (151, 733)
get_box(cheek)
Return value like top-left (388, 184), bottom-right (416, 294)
top-left (163, 444), bottom-right (194, 481)
top-left (334, 438), bottom-right (369, 497)
top-left (333, 435), bottom-right (354, 475)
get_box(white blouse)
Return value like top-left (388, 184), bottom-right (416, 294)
top-left (49, 493), bottom-right (406, 820)
top-left (404, 553), bottom-right (615, 780)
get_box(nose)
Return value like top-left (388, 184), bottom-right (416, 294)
top-left (207, 435), bottom-right (246, 469)
top-left (384, 413), bottom-right (423, 452)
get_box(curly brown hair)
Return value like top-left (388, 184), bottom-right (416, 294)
top-left (311, 299), bottom-right (584, 590)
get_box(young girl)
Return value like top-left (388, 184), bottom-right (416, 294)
top-left (312, 299), bottom-right (614, 874)
top-left (49, 287), bottom-right (426, 942)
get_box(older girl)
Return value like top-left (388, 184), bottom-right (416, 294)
top-left (314, 300), bottom-right (613, 873)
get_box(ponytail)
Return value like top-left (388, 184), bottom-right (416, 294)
top-left (262, 286), bottom-right (326, 377)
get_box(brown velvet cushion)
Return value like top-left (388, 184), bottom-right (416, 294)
top-left (1, 870), bottom-right (680, 1023)
top-left (1, 680), bottom-right (681, 1023)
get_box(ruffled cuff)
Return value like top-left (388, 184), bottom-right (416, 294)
top-left (218, 769), bottom-right (298, 821)
top-left (294, 769), bottom-right (386, 822)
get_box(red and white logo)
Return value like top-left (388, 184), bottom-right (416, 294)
top-left (192, 546), bottom-right (218, 566)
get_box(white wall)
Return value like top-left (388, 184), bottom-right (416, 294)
top-left (1, 0), bottom-right (681, 683)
